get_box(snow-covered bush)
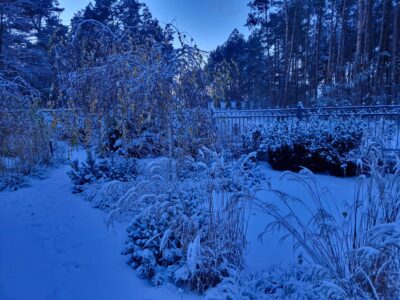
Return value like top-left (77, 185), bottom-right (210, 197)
top-left (82, 180), bottom-right (133, 211)
top-left (0, 75), bottom-right (54, 177)
top-left (317, 83), bottom-right (353, 107)
top-left (206, 263), bottom-right (342, 299)
top-left (180, 149), bottom-right (264, 291)
top-left (123, 186), bottom-right (203, 285)
top-left (124, 130), bottom-right (167, 158)
top-left (254, 151), bottom-right (400, 299)
top-left (58, 20), bottom-right (208, 158)
top-left (172, 108), bottom-right (219, 156)
top-left (119, 158), bottom-right (207, 288)
top-left (68, 151), bottom-right (137, 193)
top-left (0, 173), bottom-right (31, 192)
top-left (116, 149), bottom-right (262, 292)
top-left (244, 117), bottom-right (364, 176)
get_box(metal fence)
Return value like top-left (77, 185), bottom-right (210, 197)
top-left (212, 103), bottom-right (400, 150)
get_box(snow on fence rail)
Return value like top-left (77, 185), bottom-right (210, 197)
top-left (212, 103), bottom-right (400, 150)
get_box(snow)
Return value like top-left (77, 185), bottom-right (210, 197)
top-left (0, 157), bottom-right (357, 299)
top-left (245, 163), bottom-right (356, 271)
top-left (0, 164), bottom-right (199, 300)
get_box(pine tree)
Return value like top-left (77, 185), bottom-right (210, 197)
top-left (0, 0), bottom-right (66, 104)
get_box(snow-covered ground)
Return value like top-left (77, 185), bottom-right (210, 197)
top-left (0, 165), bottom-right (200, 300)
top-left (0, 161), bottom-right (356, 299)
top-left (245, 163), bottom-right (356, 271)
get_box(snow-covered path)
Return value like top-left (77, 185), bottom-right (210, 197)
top-left (0, 166), bottom-right (199, 300)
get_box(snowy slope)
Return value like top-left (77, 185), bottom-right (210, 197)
top-left (0, 165), bottom-right (199, 300)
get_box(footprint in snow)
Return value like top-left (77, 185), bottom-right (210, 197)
top-left (62, 262), bottom-right (83, 274)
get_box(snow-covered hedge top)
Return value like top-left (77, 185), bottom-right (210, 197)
top-left (245, 117), bottom-right (366, 159)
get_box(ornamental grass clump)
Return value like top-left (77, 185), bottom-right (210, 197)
top-left (253, 147), bottom-right (400, 299)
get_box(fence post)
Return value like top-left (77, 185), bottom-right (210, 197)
top-left (221, 100), bottom-right (227, 110)
top-left (208, 101), bottom-right (214, 111)
top-left (49, 140), bottom-right (54, 157)
top-left (296, 101), bottom-right (304, 120)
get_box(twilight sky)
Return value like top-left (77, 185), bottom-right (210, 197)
top-left (59, 0), bottom-right (250, 52)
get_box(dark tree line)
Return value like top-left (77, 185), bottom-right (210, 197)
top-left (0, 0), bottom-right (205, 111)
top-left (207, 0), bottom-right (400, 107)
top-left (1, 0), bottom-right (399, 109)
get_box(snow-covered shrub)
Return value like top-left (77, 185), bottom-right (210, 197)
top-left (254, 151), bottom-right (400, 299)
top-left (82, 180), bottom-right (133, 211)
top-left (206, 263), bottom-right (339, 300)
top-left (95, 120), bottom-right (168, 158)
top-left (123, 187), bottom-right (202, 285)
top-left (0, 75), bottom-right (54, 176)
top-left (317, 83), bottom-right (353, 107)
top-left (117, 149), bottom-right (262, 292)
top-left (59, 20), bottom-right (208, 158)
top-left (242, 122), bottom-right (272, 161)
top-left (365, 118), bottom-right (398, 151)
top-left (106, 158), bottom-right (172, 217)
top-left (172, 108), bottom-right (219, 156)
top-left (119, 158), bottom-right (208, 288)
top-left (0, 164), bottom-right (49, 192)
top-left (178, 149), bottom-right (263, 292)
top-left (0, 173), bottom-right (31, 192)
top-left (124, 130), bottom-right (167, 158)
top-left (178, 150), bottom-right (264, 292)
top-left (244, 117), bottom-right (364, 176)
top-left (68, 151), bottom-right (137, 193)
